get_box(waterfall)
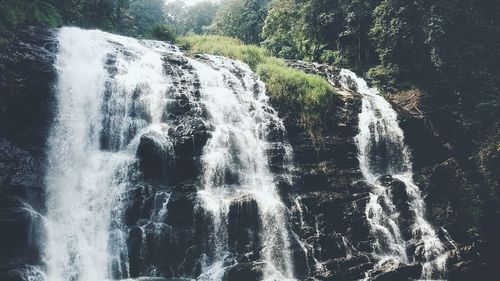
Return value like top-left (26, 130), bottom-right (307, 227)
top-left (193, 56), bottom-right (295, 281)
top-left (339, 69), bottom-right (448, 278)
top-left (45, 27), bottom-right (177, 281)
top-left (44, 27), bottom-right (295, 281)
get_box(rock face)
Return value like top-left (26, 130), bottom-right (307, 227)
top-left (0, 26), bottom-right (57, 280)
top-left (0, 27), bottom-right (484, 281)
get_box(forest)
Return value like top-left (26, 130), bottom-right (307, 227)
top-left (0, 0), bottom-right (499, 280)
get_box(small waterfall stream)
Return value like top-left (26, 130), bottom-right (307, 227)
top-left (339, 69), bottom-right (448, 279)
top-left (192, 56), bottom-right (295, 281)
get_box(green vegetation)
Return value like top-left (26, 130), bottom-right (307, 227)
top-left (256, 62), bottom-right (335, 138)
top-left (0, 0), bottom-right (62, 40)
top-left (208, 0), bottom-right (270, 44)
top-left (0, 0), bottom-right (172, 44)
top-left (261, 0), bottom-right (378, 68)
top-left (179, 35), bottom-right (335, 139)
top-left (165, 1), bottom-right (220, 35)
top-left (178, 35), bottom-right (266, 70)
top-left (147, 23), bottom-right (177, 42)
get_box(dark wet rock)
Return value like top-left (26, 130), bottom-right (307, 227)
top-left (390, 90), bottom-right (449, 171)
top-left (0, 26), bottom-right (56, 279)
top-left (171, 117), bottom-right (210, 159)
top-left (128, 226), bottom-right (146, 277)
top-left (376, 175), bottom-right (409, 209)
top-left (225, 262), bottom-right (265, 281)
top-left (323, 254), bottom-right (373, 280)
top-left (0, 138), bottom-right (44, 206)
top-left (137, 133), bottom-right (174, 180)
top-left (228, 196), bottom-right (261, 256)
top-left (0, 26), bottom-right (57, 153)
top-left (274, 62), bottom-right (378, 280)
top-left (0, 194), bottom-right (45, 267)
top-left (376, 175), bottom-right (413, 240)
top-left (166, 191), bottom-right (196, 228)
top-left (0, 264), bottom-right (45, 281)
top-left (124, 183), bottom-right (156, 227)
top-left (371, 263), bottom-right (422, 281)
top-left (163, 53), bottom-right (189, 67)
top-left (284, 60), bottom-right (338, 85)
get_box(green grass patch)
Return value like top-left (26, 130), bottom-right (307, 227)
top-left (177, 35), bottom-right (267, 71)
top-left (257, 62), bottom-right (336, 139)
top-left (178, 35), bottom-right (337, 140)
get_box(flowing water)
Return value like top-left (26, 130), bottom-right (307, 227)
top-left (45, 27), bottom-right (179, 281)
top-left (339, 69), bottom-right (448, 278)
top-left (44, 27), bottom-right (295, 281)
top-left (192, 56), bottom-right (295, 281)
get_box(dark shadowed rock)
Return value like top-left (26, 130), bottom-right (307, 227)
top-left (137, 133), bottom-right (174, 180)
top-left (371, 263), bottom-right (422, 281)
top-left (228, 196), bottom-right (261, 256)
top-left (0, 26), bottom-right (56, 279)
top-left (225, 262), bottom-right (265, 281)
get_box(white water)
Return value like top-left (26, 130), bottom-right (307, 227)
top-left (45, 27), bottom-right (176, 281)
top-left (193, 56), bottom-right (295, 281)
top-left (45, 27), bottom-right (296, 281)
top-left (339, 69), bottom-right (448, 278)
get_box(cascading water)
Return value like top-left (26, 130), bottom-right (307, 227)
top-left (44, 26), bottom-right (296, 281)
top-left (339, 69), bottom-right (448, 278)
top-left (45, 27), bottom-right (177, 281)
top-left (193, 56), bottom-right (295, 281)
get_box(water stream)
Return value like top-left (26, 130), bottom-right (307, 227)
top-left (339, 69), bottom-right (448, 279)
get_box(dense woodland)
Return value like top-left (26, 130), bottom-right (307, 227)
top-left (1, 0), bottom-right (500, 275)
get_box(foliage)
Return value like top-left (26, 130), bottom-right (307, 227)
top-left (147, 23), bottom-right (176, 42)
top-left (0, 0), bottom-right (168, 40)
top-left (0, 0), bottom-right (62, 39)
top-left (260, 0), bottom-right (300, 59)
top-left (257, 62), bottom-right (336, 138)
top-left (262, 0), bottom-right (379, 68)
top-left (209, 0), bottom-right (271, 44)
top-left (130, 0), bottom-right (167, 34)
top-left (177, 35), bottom-right (267, 70)
top-left (179, 34), bottom-right (336, 138)
top-left (165, 0), bottom-right (220, 35)
top-left (320, 50), bottom-right (349, 67)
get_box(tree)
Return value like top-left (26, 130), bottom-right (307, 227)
top-left (165, 0), bottom-right (220, 35)
top-left (209, 0), bottom-right (271, 44)
top-left (130, 0), bottom-right (166, 34)
top-left (182, 1), bottom-right (219, 34)
top-left (261, 0), bottom-right (301, 58)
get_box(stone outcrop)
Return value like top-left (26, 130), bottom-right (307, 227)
top-left (0, 26), bottom-right (57, 280)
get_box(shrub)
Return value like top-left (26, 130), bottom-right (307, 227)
top-left (368, 64), bottom-right (399, 91)
top-left (0, 0), bottom-right (62, 30)
top-left (148, 23), bottom-right (177, 42)
top-left (320, 50), bottom-right (349, 67)
top-left (0, 0), bottom-right (62, 46)
top-left (257, 62), bottom-right (336, 138)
